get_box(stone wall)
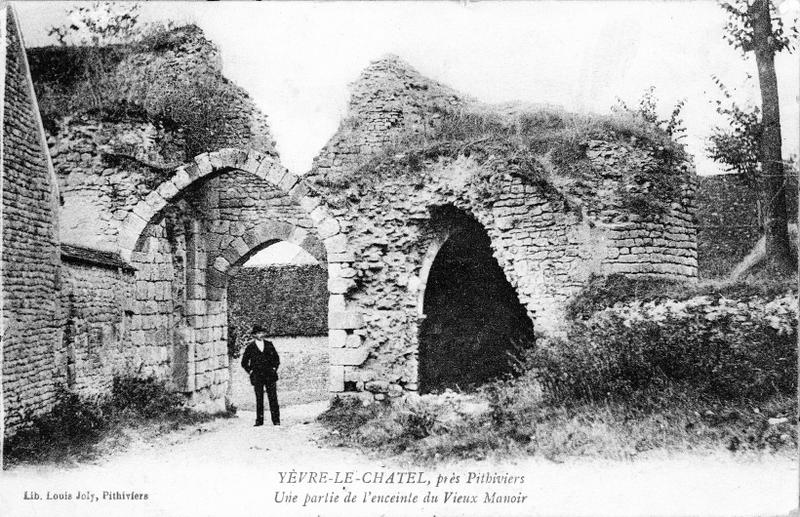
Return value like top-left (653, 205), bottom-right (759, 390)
top-left (306, 56), bottom-right (698, 399)
top-left (311, 55), bottom-right (467, 179)
top-left (28, 25), bottom-right (279, 250)
top-left (58, 247), bottom-right (135, 396)
top-left (2, 7), bottom-right (62, 433)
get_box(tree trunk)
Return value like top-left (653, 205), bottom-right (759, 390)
top-left (751, 0), bottom-right (796, 272)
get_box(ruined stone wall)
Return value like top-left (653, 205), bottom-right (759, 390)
top-left (307, 57), bottom-right (698, 399)
top-left (2, 8), bottom-right (62, 433)
top-left (319, 157), bottom-right (696, 397)
top-left (310, 55), bottom-right (467, 179)
top-left (28, 24), bottom-right (279, 250)
top-left (581, 140), bottom-right (698, 280)
top-left (57, 255), bottom-right (134, 396)
top-left (48, 117), bottom-right (184, 250)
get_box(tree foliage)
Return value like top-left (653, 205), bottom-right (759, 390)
top-left (706, 76), bottom-right (762, 187)
top-left (612, 86), bottom-right (687, 142)
top-left (720, 0), bottom-right (799, 53)
top-left (49, 2), bottom-right (143, 47)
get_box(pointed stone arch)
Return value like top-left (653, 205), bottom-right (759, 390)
top-left (206, 218), bottom-right (327, 302)
top-left (117, 147), bottom-right (344, 262)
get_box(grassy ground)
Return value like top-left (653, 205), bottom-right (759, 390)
top-left (3, 376), bottom-right (234, 468)
top-left (319, 273), bottom-right (797, 464)
top-left (318, 386), bottom-right (796, 465)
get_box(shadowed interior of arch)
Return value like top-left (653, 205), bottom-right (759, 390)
top-left (419, 207), bottom-right (535, 394)
top-left (226, 239), bottom-right (330, 411)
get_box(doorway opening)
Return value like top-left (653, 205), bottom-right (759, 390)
top-left (227, 241), bottom-right (328, 410)
top-left (418, 207), bottom-right (535, 393)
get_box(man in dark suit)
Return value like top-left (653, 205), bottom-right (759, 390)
top-left (240, 324), bottom-right (280, 426)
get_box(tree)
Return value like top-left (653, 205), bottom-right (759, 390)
top-left (712, 0), bottom-right (799, 273)
top-left (49, 2), bottom-right (142, 47)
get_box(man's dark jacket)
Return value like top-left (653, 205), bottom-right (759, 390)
top-left (240, 339), bottom-right (280, 385)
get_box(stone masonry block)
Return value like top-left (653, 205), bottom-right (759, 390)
top-left (219, 147), bottom-right (245, 167)
top-left (328, 277), bottom-right (354, 294)
top-left (266, 163), bottom-right (288, 186)
top-left (132, 202), bottom-right (156, 224)
top-left (208, 150), bottom-right (224, 169)
top-left (278, 172), bottom-right (299, 192)
top-left (324, 234), bottom-right (348, 254)
top-left (329, 311), bottom-right (363, 329)
top-left (331, 347), bottom-right (370, 366)
top-left (299, 195), bottom-right (321, 213)
top-left (194, 153), bottom-right (213, 176)
top-left (171, 167), bottom-right (192, 190)
top-left (328, 252), bottom-right (356, 263)
top-left (231, 237), bottom-right (249, 258)
top-left (242, 230), bottom-right (260, 249)
top-left (144, 190), bottom-right (167, 212)
top-left (288, 181), bottom-right (309, 202)
top-left (317, 217), bottom-right (340, 239)
top-left (287, 226), bottom-right (308, 245)
top-left (328, 294), bottom-right (345, 313)
top-left (329, 365), bottom-right (345, 392)
top-left (310, 205), bottom-right (329, 224)
top-left (329, 330), bottom-right (347, 348)
top-left (156, 179), bottom-right (180, 202)
top-left (254, 159), bottom-right (273, 180)
top-left (243, 150), bottom-right (266, 173)
top-left (213, 256), bottom-right (230, 273)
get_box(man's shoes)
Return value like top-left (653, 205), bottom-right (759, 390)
top-left (254, 421), bottom-right (263, 427)
top-left (273, 422), bottom-right (280, 426)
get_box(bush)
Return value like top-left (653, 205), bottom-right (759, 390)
top-left (3, 389), bottom-right (108, 465)
top-left (318, 288), bottom-right (798, 462)
top-left (566, 273), bottom-right (797, 321)
top-left (109, 375), bottom-right (186, 415)
top-left (3, 376), bottom-right (220, 467)
top-left (534, 295), bottom-right (797, 402)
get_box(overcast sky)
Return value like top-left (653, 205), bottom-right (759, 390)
top-left (14, 1), bottom-right (800, 178)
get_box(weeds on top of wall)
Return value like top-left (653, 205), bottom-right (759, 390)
top-left (312, 100), bottom-right (691, 218)
top-left (28, 24), bottom-right (258, 160)
top-left (566, 272), bottom-right (797, 321)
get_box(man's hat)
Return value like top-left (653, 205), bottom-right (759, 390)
top-left (251, 324), bottom-right (268, 334)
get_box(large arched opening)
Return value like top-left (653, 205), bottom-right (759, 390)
top-left (418, 206), bottom-right (535, 394)
top-left (121, 149), bottom-right (352, 412)
top-left (226, 240), bottom-right (329, 413)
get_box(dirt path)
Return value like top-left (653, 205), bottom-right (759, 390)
top-left (2, 402), bottom-right (797, 517)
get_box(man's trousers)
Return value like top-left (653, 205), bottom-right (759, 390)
top-left (253, 379), bottom-right (280, 425)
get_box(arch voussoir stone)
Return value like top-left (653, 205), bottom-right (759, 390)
top-left (193, 152), bottom-right (214, 176)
